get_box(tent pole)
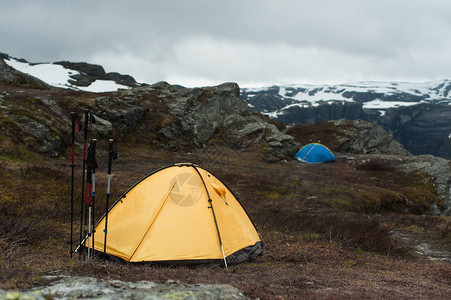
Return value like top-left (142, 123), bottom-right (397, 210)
top-left (192, 165), bottom-right (228, 268)
top-left (209, 198), bottom-right (228, 268)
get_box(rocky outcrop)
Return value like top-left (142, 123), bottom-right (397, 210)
top-left (95, 95), bottom-right (147, 134)
top-left (287, 119), bottom-right (410, 156)
top-left (399, 155), bottom-right (451, 216)
top-left (1, 76), bottom-right (296, 160)
top-left (268, 102), bottom-right (451, 158)
top-left (333, 119), bottom-right (410, 155)
top-left (0, 55), bottom-right (49, 87)
top-left (348, 154), bottom-right (451, 216)
top-left (15, 116), bottom-right (61, 153)
top-left (0, 276), bottom-right (251, 300)
top-left (54, 61), bottom-right (139, 87)
top-left (141, 82), bottom-right (298, 162)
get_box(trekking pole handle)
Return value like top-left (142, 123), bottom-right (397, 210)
top-left (70, 112), bottom-right (76, 143)
top-left (83, 109), bottom-right (89, 141)
top-left (108, 139), bottom-right (114, 175)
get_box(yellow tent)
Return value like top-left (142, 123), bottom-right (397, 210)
top-left (82, 163), bottom-right (262, 266)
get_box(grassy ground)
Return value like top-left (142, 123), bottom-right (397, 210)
top-left (0, 142), bottom-right (450, 299)
top-left (0, 83), bottom-right (450, 299)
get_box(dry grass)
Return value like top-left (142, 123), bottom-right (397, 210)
top-left (0, 84), bottom-right (450, 299)
top-left (1, 146), bottom-right (449, 299)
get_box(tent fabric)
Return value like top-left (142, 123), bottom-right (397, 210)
top-left (83, 163), bottom-right (262, 265)
top-left (295, 143), bottom-right (336, 164)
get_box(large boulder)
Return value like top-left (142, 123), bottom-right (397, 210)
top-left (287, 119), bottom-right (410, 156)
top-left (0, 276), bottom-right (251, 300)
top-left (95, 95), bottom-right (147, 133)
top-left (144, 82), bottom-right (298, 162)
top-left (333, 119), bottom-right (410, 155)
top-left (16, 116), bottom-right (61, 153)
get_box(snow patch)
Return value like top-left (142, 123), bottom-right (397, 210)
top-left (4, 57), bottom-right (130, 92)
top-left (363, 99), bottom-right (419, 109)
top-left (5, 58), bottom-right (76, 88)
top-left (77, 80), bottom-right (129, 93)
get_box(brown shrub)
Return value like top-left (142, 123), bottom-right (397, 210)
top-left (253, 206), bottom-right (406, 256)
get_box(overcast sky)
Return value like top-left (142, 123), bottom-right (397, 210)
top-left (1, 0), bottom-right (450, 87)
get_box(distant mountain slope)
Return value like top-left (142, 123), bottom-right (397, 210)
top-left (242, 81), bottom-right (451, 116)
top-left (241, 82), bottom-right (451, 158)
top-left (0, 53), bottom-right (141, 92)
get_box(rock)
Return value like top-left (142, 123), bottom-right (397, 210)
top-left (0, 290), bottom-right (45, 300)
top-left (1, 276), bottom-right (252, 300)
top-left (54, 61), bottom-right (139, 88)
top-left (355, 153), bottom-right (451, 216)
top-left (0, 94), bottom-right (6, 110)
top-left (399, 155), bottom-right (451, 216)
top-left (95, 96), bottom-right (147, 133)
top-left (151, 82), bottom-right (297, 161)
top-left (16, 116), bottom-right (61, 153)
top-left (91, 114), bottom-right (113, 136)
top-left (334, 119), bottom-right (410, 155)
top-left (0, 56), bottom-right (49, 88)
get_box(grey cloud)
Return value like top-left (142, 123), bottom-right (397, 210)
top-left (1, 0), bottom-right (450, 86)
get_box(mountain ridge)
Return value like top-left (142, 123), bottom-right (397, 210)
top-left (2, 51), bottom-right (451, 157)
top-left (0, 52), bottom-right (142, 92)
top-left (241, 81), bottom-right (451, 158)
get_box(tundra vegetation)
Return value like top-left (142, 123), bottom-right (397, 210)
top-left (0, 81), bottom-right (450, 299)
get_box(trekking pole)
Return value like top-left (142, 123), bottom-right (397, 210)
top-left (104, 139), bottom-right (118, 254)
top-left (91, 140), bottom-right (98, 259)
top-left (69, 112), bottom-right (81, 258)
top-left (79, 110), bottom-right (95, 260)
top-left (85, 139), bottom-right (98, 261)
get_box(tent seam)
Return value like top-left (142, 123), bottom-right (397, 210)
top-left (128, 180), bottom-right (177, 262)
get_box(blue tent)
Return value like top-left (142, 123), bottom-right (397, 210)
top-left (295, 143), bottom-right (336, 164)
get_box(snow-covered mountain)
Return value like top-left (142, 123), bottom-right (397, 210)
top-left (241, 81), bottom-right (451, 118)
top-left (241, 81), bottom-right (451, 158)
top-left (1, 53), bottom-right (140, 92)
